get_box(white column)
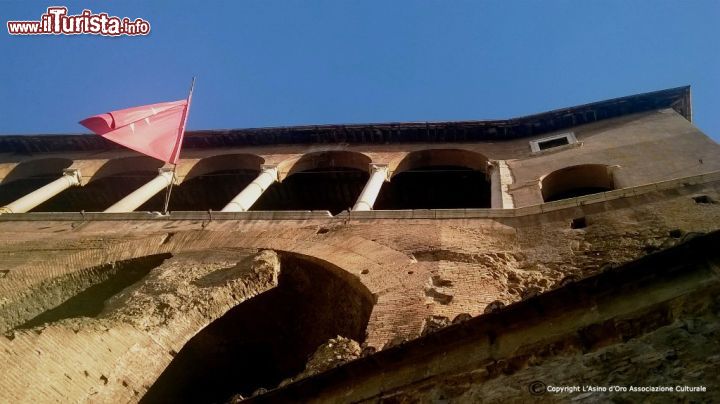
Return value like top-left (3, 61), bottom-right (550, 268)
top-left (352, 164), bottom-right (388, 211)
top-left (0, 169), bottom-right (81, 214)
top-left (104, 168), bottom-right (175, 213)
top-left (221, 165), bottom-right (278, 212)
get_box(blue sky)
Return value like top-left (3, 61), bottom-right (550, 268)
top-left (2, 1), bottom-right (719, 141)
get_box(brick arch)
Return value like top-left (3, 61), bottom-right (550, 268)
top-left (157, 153), bottom-right (266, 211)
top-left (26, 156), bottom-right (166, 212)
top-left (1, 157), bottom-right (74, 185)
top-left (277, 150), bottom-right (372, 181)
top-left (0, 232), bottom-right (426, 403)
top-left (0, 158), bottom-right (77, 208)
top-left (540, 163), bottom-right (615, 202)
top-left (177, 153), bottom-right (265, 184)
top-left (1, 228), bottom-right (425, 344)
top-left (377, 148), bottom-right (492, 210)
top-left (389, 148), bottom-right (489, 177)
top-left (142, 249), bottom-right (380, 402)
top-left (85, 156), bottom-right (164, 183)
top-left (260, 151), bottom-right (374, 214)
top-left (161, 230), bottom-right (426, 348)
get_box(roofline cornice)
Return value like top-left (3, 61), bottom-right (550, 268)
top-left (0, 86), bottom-right (691, 153)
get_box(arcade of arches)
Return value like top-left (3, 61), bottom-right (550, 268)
top-left (0, 150), bottom-right (616, 213)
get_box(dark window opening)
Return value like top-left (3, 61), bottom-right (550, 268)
top-left (36, 170), bottom-right (159, 212)
top-left (538, 136), bottom-right (570, 150)
top-left (141, 169), bottom-right (260, 211)
top-left (541, 164), bottom-right (615, 203)
top-left (374, 165), bottom-right (491, 210)
top-left (141, 253), bottom-right (374, 403)
top-left (31, 157), bottom-right (164, 212)
top-left (252, 168), bottom-right (369, 215)
top-left (570, 217), bottom-right (587, 229)
top-left (147, 154), bottom-right (265, 211)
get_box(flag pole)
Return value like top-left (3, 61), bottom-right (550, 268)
top-left (163, 76), bottom-right (196, 214)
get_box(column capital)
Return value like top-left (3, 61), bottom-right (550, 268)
top-left (369, 163), bottom-right (389, 180)
top-left (158, 167), bottom-right (177, 184)
top-left (260, 164), bottom-right (279, 181)
top-left (62, 168), bottom-right (82, 186)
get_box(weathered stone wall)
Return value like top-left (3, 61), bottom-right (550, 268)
top-left (248, 229), bottom-right (720, 403)
top-left (0, 249), bottom-right (280, 403)
top-left (0, 175), bottom-right (718, 402)
top-left (509, 109), bottom-right (720, 206)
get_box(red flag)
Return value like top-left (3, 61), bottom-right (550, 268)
top-left (80, 98), bottom-right (191, 164)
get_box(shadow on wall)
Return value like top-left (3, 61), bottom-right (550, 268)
top-left (141, 252), bottom-right (375, 403)
top-left (16, 253), bottom-right (172, 329)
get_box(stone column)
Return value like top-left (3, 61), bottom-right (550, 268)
top-left (221, 165), bottom-right (278, 212)
top-left (104, 168), bottom-right (175, 213)
top-left (352, 164), bottom-right (389, 211)
top-left (0, 169), bottom-right (81, 214)
top-left (489, 160), bottom-right (515, 209)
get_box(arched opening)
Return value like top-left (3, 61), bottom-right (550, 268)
top-left (164, 154), bottom-right (264, 211)
top-left (541, 164), bottom-right (615, 202)
top-left (0, 158), bottom-right (73, 207)
top-left (252, 151), bottom-right (371, 214)
top-left (374, 149), bottom-right (491, 209)
top-left (33, 156), bottom-right (164, 212)
top-left (141, 252), bottom-right (374, 403)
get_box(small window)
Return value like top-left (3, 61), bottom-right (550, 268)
top-left (538, 137), bottom-right (569, 150)
top-left (530, 132), bottom-right (578, 153)
top-left (570, 217), bottom-right (587, 229)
